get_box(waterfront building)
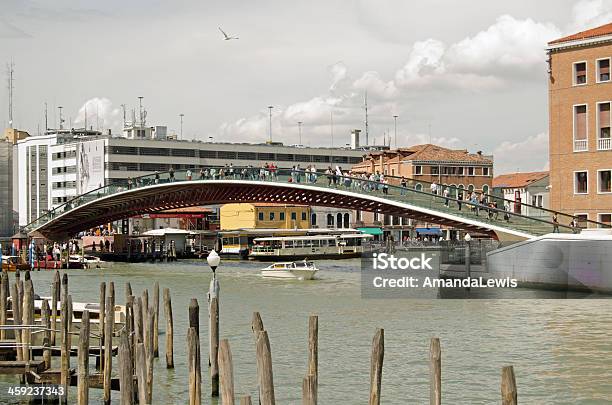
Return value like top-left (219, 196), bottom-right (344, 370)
top-left (130, 206), bottom-right (218, 234)
top-left (310, 206), bottom-right (353, 229)
top-left (0, 128), bottom-right (28, 238)
top-left (15, 131), bottom-right (365, 226)
top-left (548, 22), bottom-right (612, 227)
top-left (220, 203), bottom-right (311, 230)
top-left (352, 143), bottom-right (494, 194)
top-left (352, 143), bottom-right (494, 240)
top-left (493, 172), bottom-right (550, 217)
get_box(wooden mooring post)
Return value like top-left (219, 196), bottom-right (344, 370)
top-left (302, 374), bottom-right (317, 405)
top-left (10, 282), bottom-right (22, 361)
top-left (103, 296), bottom-right (113, 405)
top-left (210, 296), bottom-right (219, 396)
top-left (188, 326), bottom-right (202, 405)
top-left (429, 337), bottom-right (442, 405)
top-left (135, 342), bottom-right (147, 405)
top-left (51, 270), bottom-right (60, 345)
top-left (163, 288), bottom-right (174, 368)
top-left (501, 365), bottom-right (518, 405)
top-left (0, 271), bottom-right (7, 341)
top-left (42, 299), bottom-right (52, 369)
top-left (218, 339), bottom-right (234, 405)
top-left (256, 330), bottom-right (275, 405)
top-left (240, 396), bottom-right (253, 405)
top-left (369, 328), bottom-right (384, 405)
top-left (118, 328), bottom-right (134, 405)
top-left (77, 310), bottom-right (90, 405)
top-left (145, 304), bottom-right (155, 402)
top-left (21, 280), bottom-right (34, 362)
top-left (153, 281), bottom-right (160, 358)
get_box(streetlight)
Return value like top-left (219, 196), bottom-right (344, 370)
top-left (179, 113), bottom-right (184, 140)
top-left (297, 121), bottom-right (303, 145)
top-left (207, 249), bottom-right (221, 275)
top-left (464, 233), bottom-right (471, 285)
top-left (393, 115), bottom-right (398, 149)
top-left (58, 106), bottom-right (64, 130)
top-left (267, 106), bottom-right (274, 142)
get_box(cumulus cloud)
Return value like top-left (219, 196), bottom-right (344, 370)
top-left (568, 0), bottom-right (612, 32)
top-left (493, 132), bottom-right (549, 174)
top-left (73, 97), bottom-right (122, 133)
top-left (448, 15), bottom-right (561, 73)
top-left (329, 61), bottom-right (348, 91)
top-left (353, 71), bottom-right (398, 99)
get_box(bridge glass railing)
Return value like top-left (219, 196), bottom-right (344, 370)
top-left (25, 167), bottom-right (599, 237)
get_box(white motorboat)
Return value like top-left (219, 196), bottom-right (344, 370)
top-left (261, 260), bottom-right (318, 280)
top-left (69, 255), bottom-right (108, 269)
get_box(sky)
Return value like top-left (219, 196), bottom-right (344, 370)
top-left (1, 0), bottom-right (612, 174)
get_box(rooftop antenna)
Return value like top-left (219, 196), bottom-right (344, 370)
top-left (44, 102), bottom-right (48, 131)
top-left (58, 106), bottom-right (64, 130)
top-left (267, 105), bottom-right (273, 142)
top-left (364, 91), bottom-right (369, 145)
top-left (7, 61), bottom-right (15, 128)
top-left (330, 110), bottom-right (334, 148)
top-left (120, 104), bottom-right (126, 128)
top-left (138, 96), bottom-right (144, 127)
top-left (428, 122), bottom-right (431, 144)
top-left (96, 103), bottom-right (99, 131)
top-left (84, 104), bottom-right (88, 131)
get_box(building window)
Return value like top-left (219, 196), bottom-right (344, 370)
top-left (573, 105), bottom-right (588, 151)
top-left (574, 171), bottom-right (588, 194)
top-left (311, 213), bottom-right (317, 226)
top-left (414, 165), bottom-right (422, 175)
top-left (597, 58), bottom-right (610, 82)
top-left (597, 102), bottom-right (611, 150)
top-left (482, 184), bottom-right (489, 195)
top-left (537, 195), bottom-right (543, 207)
top-left (327, 214), bottom-right (334, 227)
top-left (482, 167), bottom-right (490, 176)
top-left (431, 166), bottom-right (440, 175)
top-left (258, 212), bottom-right (264, 221)
top-left (279, 212), bottom-right (285, 220)
top-left (344, 213), bottom-right (350, 227)
top-left (598, 170), bottom-right (611, 193)
top-left (337, 213), bottom-right (343, 228)
top-left (269, 212), bottom-right (275, 220)
top-left (291, 212), bottom-right (297, 221)
top-left (598, 213), bottom-right (611, 228)
top-left (573, 61), bottom-right (587, 85)
top-left (301, 212), bottom-right (307, 221)
top-left (468, 167), bottom-right (475, 176)
top-left (457, 167), bottom-right (464, 176)
top-left (415, 183), bottom-right (423, 192)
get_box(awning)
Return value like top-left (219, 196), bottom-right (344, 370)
top-left (357, 227), bottom-right (383, 236)
top-left (415, 227), bottom-right (443, 236)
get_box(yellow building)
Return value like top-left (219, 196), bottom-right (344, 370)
top-left (220, 203), bottom-right (311, 230)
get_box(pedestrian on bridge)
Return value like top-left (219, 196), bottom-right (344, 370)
top-left (169, 167), bottom-right (175, 182)
top-left (552, 213), bottom-right (560, 233)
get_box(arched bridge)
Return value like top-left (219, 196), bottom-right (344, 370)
top-left (25, 168), bottom-right (585, 240)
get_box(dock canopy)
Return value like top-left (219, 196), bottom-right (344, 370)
top-left (415, 227), bottom-right (443, 236)
top-left (141, 228), bottom-right (193, 236)
top-left (357, 227), bottom-right (383, 236)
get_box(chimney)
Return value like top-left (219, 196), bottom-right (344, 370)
top-left (351, 129), bottom-right (361, 150)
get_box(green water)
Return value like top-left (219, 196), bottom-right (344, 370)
top-left (1, 259), bottom-right (612, 404)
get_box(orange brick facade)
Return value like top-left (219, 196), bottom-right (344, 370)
top-left (548, 39), bottom-right (612, 225)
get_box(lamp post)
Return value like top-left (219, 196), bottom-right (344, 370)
top-left (393, 115), bottom-right (398, 149)
top-left (179, 113), bottom-right (184, 140)
top-left (297, 121), bottom-right (303, 145)
top-left (464, 233), bottom-right (471, 287)
top-left (267, 106), bottom-right (274, 143)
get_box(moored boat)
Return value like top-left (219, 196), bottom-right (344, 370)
top-left (261, 260), bottom-right (318, 280)
top-left (1, 256), bottom-right (30, 272)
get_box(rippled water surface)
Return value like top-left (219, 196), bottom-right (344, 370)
top-left (1, 259), bottom-right (611, 404)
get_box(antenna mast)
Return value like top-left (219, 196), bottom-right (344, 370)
top-left (364, 91), bottom-right (369, 146)
top-left (44, 102), bottom-right (48, 131)
top-left (120, 104), bottom-right (126, 128)
top-left (7, 61), bottom-right (14, 128)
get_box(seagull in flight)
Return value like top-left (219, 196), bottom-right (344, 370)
top-left (218, 27), bottom-right (239, 40)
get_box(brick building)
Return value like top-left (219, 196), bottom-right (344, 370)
top-left (352, 143), bottom-right (494, 194)
top-left (548, 23), bottom-right (612, 227)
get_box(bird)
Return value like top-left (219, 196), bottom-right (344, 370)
top-left (218, 27), bottom-right (239, 40)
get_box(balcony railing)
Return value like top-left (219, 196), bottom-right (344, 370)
top-left (598, 138), bottom-right (611, 151)
top-left (574, 139), bottom-right (588, 152)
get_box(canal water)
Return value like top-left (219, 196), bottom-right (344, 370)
top-left (1, 259), bottom-right (612, 404)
